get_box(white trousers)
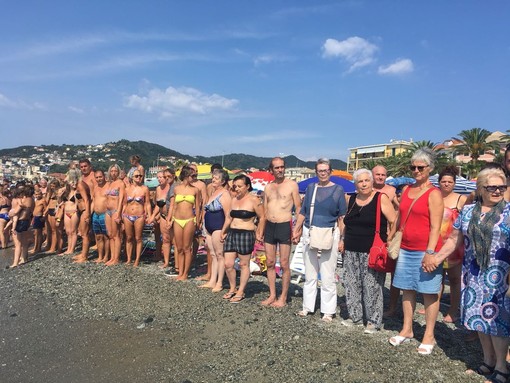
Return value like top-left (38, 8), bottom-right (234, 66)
top-left (302, 226), bottom-right (339, 315)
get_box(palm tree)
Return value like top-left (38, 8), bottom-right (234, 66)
top-left (453, 128), bottom-right (500, 177)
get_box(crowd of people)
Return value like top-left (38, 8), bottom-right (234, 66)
top-left (2, 148), bottom-right (510, 382)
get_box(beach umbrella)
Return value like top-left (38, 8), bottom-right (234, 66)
top-left (429, 174), bottom-right (476, 195)
top-left (385, 177), bottom-right (416, 188)
top-left (298, 176), bottom-right (355, 194)
top-left (248, 171), bottom-right (274, 191)
top-left (331, 170), bottom-right (353, 181)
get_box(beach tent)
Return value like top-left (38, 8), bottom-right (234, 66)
top-left (248, 171), bottom-right (274, 191)
top-left (298, 176), bottom-right (355, 194)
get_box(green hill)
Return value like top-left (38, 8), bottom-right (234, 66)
top-left (0, 140), bottom-right (347, 173)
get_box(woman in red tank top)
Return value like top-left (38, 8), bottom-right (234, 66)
top-left (388, 149), bottom-right (444, 356)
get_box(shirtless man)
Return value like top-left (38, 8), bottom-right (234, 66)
top-left (91, 170), bottom-right (110, 263)
top-left (72, 174), bottom-right (92, 264)
top-left (79, 159), bottom-right (97, 193)
top-left (261, 157), bottom-right (301, 307)
top-left (372, 165), bottom-right (399, 208)
top-left (372, 165), bottom-right (400, 317)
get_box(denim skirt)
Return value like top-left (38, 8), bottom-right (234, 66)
top-left (392, 249), bottom-right (443, 294)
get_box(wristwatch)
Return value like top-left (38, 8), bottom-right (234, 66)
top-left (425, 249), bottom-right (435, 255)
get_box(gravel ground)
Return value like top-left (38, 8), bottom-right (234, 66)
top-left (0, 247), bottom-right (485, 383)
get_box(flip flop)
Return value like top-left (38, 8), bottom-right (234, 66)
top-left (222, 291), bottom-right (237, 300)
top-left (417, 343), bottom-right (435, 355)
top-left (229, 294), bottom-right (245, 304)
top-left (389, 335), bottom-right (412, 346)
top-left (465, 362), bottom-right (495, 377)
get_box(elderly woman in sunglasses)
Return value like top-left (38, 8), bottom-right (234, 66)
top-left (389, 148), bottom-right (444, 355)
top-left (425, 168), bottom-right (510, 382)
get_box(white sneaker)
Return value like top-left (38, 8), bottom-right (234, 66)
top-left (364, 323), bottom-right (378, 334)
top-left (341, 319), bottom-right (362, 327)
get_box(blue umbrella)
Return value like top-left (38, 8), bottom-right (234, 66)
top-left (429, 175), bottom-right (476, 195)
top-left (298, 176), bottom-right (355, 194)
top-left (385, 177), bottom-right (416, 188)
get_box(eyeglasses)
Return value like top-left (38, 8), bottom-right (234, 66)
top-left (409, 165), bottom-right (429, 172)
top-left (133, 175), bottom-right (142, 178)
top-left (484, 185), bottom-right (508, 193)
top-left (317, 169), bottom-right (330, 174)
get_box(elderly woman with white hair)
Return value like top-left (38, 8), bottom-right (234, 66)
top-left (339, 168), bottom-right (396, 333)
top-left (389, 148), bottom-right (444, 355)
top-left (426, 167), bottom-right (510, 382)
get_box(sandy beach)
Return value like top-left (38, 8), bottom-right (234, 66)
top-left (0, 246), bottom-right (485, 383)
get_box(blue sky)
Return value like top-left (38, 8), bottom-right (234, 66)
top-left (1, 1), bottom-right (509, 162)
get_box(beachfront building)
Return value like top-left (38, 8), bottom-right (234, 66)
top-left (434, 131), bottom-right (506, 164)
top-left (347, 139), bottom-right (413, 173)
top-left (285, 167), bottom-right (316, 182)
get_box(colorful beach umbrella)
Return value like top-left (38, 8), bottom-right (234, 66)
top-left (248, 171), bottom-right (275, 191)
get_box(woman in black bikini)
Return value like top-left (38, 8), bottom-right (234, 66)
top-left (123, 169), bottom-right (151, 266)
top-left (150, 171), bottom-right (175, 269)
top-left (62, 170), bottom-right (82, 255)
top-left (221, 175), bottom-right (265, 303)
top-left (9, 184), bottom-right (34, 268)
top-left (0, 185), bottom-right (11, 249)
top-left (44, 179), bottom-right (63, 254)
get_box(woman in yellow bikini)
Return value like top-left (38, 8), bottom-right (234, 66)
top-left (172, 166), bottom-right (201, 281)
top-left (105, 164), bottom-right (125, 266)
top-left (122, 170), bottom-right (151, 267)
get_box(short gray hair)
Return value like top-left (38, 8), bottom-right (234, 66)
top-left (315, 158), bottom-right (331, 172)
top-left (353, 168), bottom-right (373, 183)
top-left (411, 148), bottom-right (436, 171)
top-left (212, 169), bottom-right (229, 186)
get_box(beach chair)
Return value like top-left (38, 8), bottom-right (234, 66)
top-left (290, 240), bottom-right (306, 284)
top-left (141, 223), bottom-right (156, 257)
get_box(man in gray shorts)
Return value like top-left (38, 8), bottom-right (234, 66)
top-left (262, 157), bottom-right (301, 307)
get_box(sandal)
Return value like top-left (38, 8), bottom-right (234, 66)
top-left (229, 294), bottom-right (245, 304)
top-left (389, 335), bottom-right (412, 346)
top-left (487, 369), bottom-right (510, 383)
top-left (322, 314), bottom-right (334, 323)
top-left (417, 342), bottom-right (435, 355)
top-left (466, 363), bottom-right (495, 377)
top-left (296, 309), bottom-right (311, 317)
top-left (222, 291), bottom-right (237, 300)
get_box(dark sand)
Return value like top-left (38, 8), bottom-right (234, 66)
top-left (0, 246), bottom-right (484, 383)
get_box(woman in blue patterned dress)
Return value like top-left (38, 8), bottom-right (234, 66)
top-left (426, 168), bottom-right (510, 383)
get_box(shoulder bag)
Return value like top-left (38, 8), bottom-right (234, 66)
top-left (368, 193), bottom-right (396, 272)
top-left (308, 184), bottom-right (334, 251)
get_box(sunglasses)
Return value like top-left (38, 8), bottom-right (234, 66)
top-left (409, 165), bottom-right (429, 172)
top-left (190, 174), bottom-right (198, 178)
top-left (133, 175), bottom-right (142, 178)
top-left (484, 185), bottom-right (508, 193)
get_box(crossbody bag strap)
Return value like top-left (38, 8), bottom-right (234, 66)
top-left (375, 192), bottom-right (381, 234)
top-left (401, 187), bottom-right (430, 231)
top-left (310, 184), bottom-right (318, 226)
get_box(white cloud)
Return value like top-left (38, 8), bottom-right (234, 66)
top-left (124, 86), bottom-right (239, 117)
top-left (68, 106), bottom-right (85, 114)
top-left (237, 130), bottom-right (317, 143)
top-left (322, 36), bottom-right (378, 72)
top-left (378, 59), bottom-right (414, 75)
top-left (254, 54), bottom-right (291, 66)
top-left (0, 92), bottom-right (45, 110)
top-left (0, 93), bottom-right (17, 108)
